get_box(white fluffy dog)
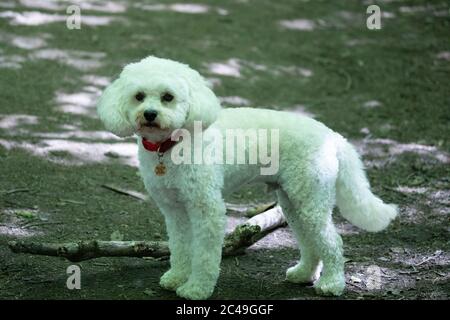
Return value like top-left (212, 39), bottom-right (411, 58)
top-left (97, 56), bottom-right (398, 300)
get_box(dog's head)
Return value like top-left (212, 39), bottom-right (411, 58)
top-left (97, 56), bottom-right (221, 141)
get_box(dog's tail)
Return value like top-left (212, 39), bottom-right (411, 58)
top-left (335, 136), bottom-right (398, 232)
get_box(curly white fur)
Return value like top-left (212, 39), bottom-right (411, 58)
top-left (97, 56), bottom-right (398, 299)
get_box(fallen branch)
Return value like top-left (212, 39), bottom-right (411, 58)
top-left (9, 206), bottom-right (286, 262)
top-left (9, 240), bottom-right (170, 262)
top-left (223, 205), bottom-right (286, 255)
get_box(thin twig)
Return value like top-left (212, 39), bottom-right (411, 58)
top-left (382, 186), bottom-right (415, 199)
top-left (347, 281), bottom-right (365, 290)
top-left (414, 251), bottom-right (443, 266)
top-left (59, 199), bottom-right (86, 205)
top-left (101, 184), bottom-right (147, 201)
top-left (2, 188), bottom-right (30, 195)
top-left (21, 221), bottom-right (64, 229)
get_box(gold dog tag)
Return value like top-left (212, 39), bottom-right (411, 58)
top-left (155, 162), bottom-right (166, 176)
top-left (155, 152), bottom-right (166, 176)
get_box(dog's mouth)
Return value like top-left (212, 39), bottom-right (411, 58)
top-left (138, 121), bottom-right (160, 130)
top-left (143, 122), bottom-right (159, 128)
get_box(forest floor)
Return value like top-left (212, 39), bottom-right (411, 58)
top-left (0, 0), bottom-right (449, 299)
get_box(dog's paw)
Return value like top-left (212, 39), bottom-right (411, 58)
top-left (313, 274), bottom-right (345, 296)
top-left (176, 281), bottom-right (213, 300)
top-left (285, 264), bottom-right (318, 284)
top-left (160, 269), bottom-right (189, 291)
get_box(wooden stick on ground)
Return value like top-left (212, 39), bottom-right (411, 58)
top-left (9, 206), bottom-right (286, 262)
top-left (101, 184), bottom-right (148, 201)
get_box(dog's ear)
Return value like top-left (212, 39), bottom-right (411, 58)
top-left (97, 79), bottom-right (134, 137)
top-left (183, 69), bottom-right (221, 130)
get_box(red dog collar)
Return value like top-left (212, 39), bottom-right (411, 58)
top-left (141, 137), bottom-right (178, 153)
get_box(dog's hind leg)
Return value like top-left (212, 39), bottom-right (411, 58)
top-left (158, 201), bottom-right (192, 291)
top-left (282, 182), bottom-right (345, 296)
top-left (277, 189), bottom-right (321, 284)
top-left (304, 207), bottom-right (345, 296)
top-left (280, 141), bottom-right (345, 295)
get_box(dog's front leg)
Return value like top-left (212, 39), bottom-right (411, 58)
top-left (176, 191), bottom-right (226, 300)
top-left (158, 202), bottom-right (192, 291)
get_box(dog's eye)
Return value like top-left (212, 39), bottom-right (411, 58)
top-left (161, 92), bottom-right (174, 102)
top-left (135, 92), bottom-right (145, 102)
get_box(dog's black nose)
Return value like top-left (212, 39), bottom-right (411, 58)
top-left (144, 110), bottom-right (158, 122)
